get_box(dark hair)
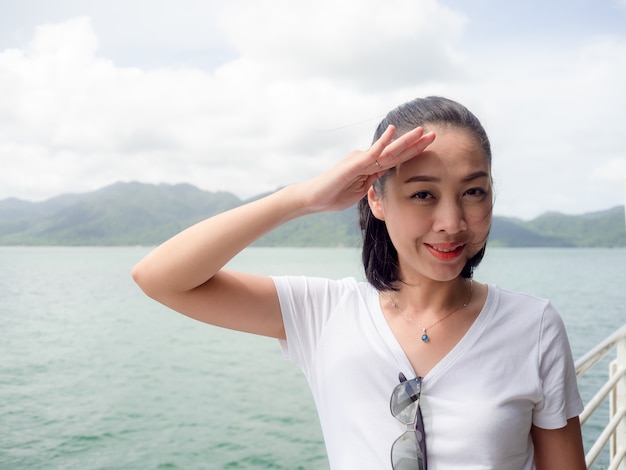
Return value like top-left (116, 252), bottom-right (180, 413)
top-left (359, 96), bottom-right (492, 291)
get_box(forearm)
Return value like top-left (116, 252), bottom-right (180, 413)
top-left (132, 184), bottom-right (310, 297)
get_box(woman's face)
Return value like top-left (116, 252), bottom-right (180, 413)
top-left (368, 125), bottom-right (493, 285)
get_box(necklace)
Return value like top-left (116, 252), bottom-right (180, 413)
top-left (389, 279), bottom-right (474, 343)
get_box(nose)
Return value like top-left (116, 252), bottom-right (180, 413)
top-left (432, 198), bottom-right (468, 234)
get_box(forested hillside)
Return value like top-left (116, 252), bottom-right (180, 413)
top-left (1, 182), bottom-right (624, 247)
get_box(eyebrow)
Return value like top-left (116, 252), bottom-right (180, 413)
top-left (462, 171), bottom-right (490, 182)
top-left (404, 171), bottom-right (490, 184)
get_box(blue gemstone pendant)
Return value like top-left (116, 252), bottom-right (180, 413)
top-left (421, 333), bottom-right (429, 342)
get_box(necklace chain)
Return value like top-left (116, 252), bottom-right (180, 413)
top-left (388, 279), bottom-right (474, 343)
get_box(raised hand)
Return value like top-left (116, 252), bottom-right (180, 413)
top-left (296, 125), bottom-right (436, 214)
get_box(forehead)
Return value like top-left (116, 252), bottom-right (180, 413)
top-left (395, 125), bottom-right (490, 178)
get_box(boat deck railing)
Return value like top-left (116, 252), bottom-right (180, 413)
top-left (575, 323), bottom-right (626, 470)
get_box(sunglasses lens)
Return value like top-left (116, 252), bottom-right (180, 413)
top-left (390, 378), bottom-right (421, 424)
top-left (391, 430), bottom-right (425, 470)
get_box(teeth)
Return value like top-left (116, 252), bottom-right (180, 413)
top-left (431, 245), bottom-right (459, 253)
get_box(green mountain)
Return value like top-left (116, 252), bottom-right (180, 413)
top-left (525, 208), bottom-right (626, 247)
top-left (0, 182), bottom-right (624, 247)
top-left (0, 182), bottom-right (241, 246)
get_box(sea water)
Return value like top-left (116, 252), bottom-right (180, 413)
top-left (0, 246), bottom-right (624, 469)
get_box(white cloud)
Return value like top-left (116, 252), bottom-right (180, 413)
top-left (0, 4), bottom-right (469, 202)
top-left (0, 1), bottom-right (625, 219)
top-left (219, 0), bottom-right (468, 89)
top-left (591, 158), bottom-right (626, 181)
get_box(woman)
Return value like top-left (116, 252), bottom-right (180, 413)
top-left (132, 97), bottom-right (586, 469)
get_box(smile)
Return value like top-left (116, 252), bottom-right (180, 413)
top-left (425, 243), bottom-right (466, 260)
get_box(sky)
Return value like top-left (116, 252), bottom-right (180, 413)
top-left (1, 0), bottom-right (625, 219)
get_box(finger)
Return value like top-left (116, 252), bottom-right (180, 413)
top-left (365, 125), bottom-right (422, 171)
top-left (368, 125), bottom-right (397, 159)
top-left (375, 129), bottom-right (435, 170)
top-left (386, 127), bottom-right (432, 158)
top-left (394, 130), bottom-right (436, 162)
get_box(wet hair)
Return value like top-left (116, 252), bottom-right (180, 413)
top-left (358, 96), bottom-right (492, 291)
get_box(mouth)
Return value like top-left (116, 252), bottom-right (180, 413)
top-left (425, 243), bottom-right (466, 261)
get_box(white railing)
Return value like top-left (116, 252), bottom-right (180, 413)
top-left (575, 323), bottom-right (626, 470)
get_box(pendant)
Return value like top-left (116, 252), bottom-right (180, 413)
top-left (421, 330), bottom-right (429, 342)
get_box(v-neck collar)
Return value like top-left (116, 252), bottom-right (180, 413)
top-left (367, 283), bottom-right (497, 385)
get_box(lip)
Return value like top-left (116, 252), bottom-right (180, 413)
top-left (424, 243), bottom-right (466, 261)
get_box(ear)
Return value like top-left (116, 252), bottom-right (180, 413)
top-left (367, 186), bottom-right (385, 221)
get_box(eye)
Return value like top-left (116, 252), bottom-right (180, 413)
top-left (464, 187), bottom-right (487, 200)
top-left (411, 191), bottom-right (435, 202)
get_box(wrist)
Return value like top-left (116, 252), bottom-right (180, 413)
top-left (275, 182), bottom-right (318, 219)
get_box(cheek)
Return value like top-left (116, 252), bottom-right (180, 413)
top-left (384, 207), bottom-right (432, 243)
top-left (466, 198), bottom-right (493, 231)
top-left (470, 211), bottom-right (492, 229)
top-left (468, 213), bottom-right (492, 249)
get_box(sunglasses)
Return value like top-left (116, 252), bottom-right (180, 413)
top-left (390, 372), bottom-right (427, 470)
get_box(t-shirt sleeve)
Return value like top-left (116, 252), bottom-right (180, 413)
top-left (532, 302), bottom-right (584, 429)
top-left (272, 276), bottom-right (355, 374)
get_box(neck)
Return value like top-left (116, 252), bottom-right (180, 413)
top-left (389, 277), bottom-right (472, 314)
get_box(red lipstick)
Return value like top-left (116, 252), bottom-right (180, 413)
top-left (425, 243), bottom-right (465, 261)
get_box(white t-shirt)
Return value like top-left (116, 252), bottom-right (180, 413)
top-left (273, 276), bottom-right (584, 470)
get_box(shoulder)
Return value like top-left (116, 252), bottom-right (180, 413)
top-left (486, 284), bottom-right (558, 322)
top-left (272, 275), bottom-right (375, 305)
top-left (482, 284), bottom-right (567, 339)
top-left (488, 284), bottom-right (550, 310)
top-left (484, 284), bottom-right (572, 354)
top-left (272, 275), bottom-right (366, 291)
